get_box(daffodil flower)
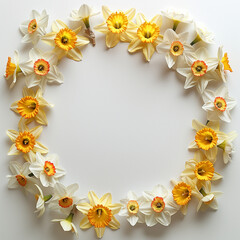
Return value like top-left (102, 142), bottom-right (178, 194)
top-left (11, 87), bottom-right (53, 126)
top-left (119, 191), bottom-right (145, 226)
top-left (140, 185), bottom-right (178, 227)
top-left (94, 6), bottom-right (136, 48)
top-left (77, 191), bottom-right (122, 239)
top-left (202, 85), bottom-right (237, 123)
top-left (189, 119), bottom-right (227, 161)
top-left (177, 47), bottom-right (220, 94)
top-left (20, 10), bottom-right (48, 45)
top-left (128, 13), bottom-right (162, 62)
top-left (156, 29), bottom-right (194, 68)
top-left (7, 119), bottom-right (48, 162)
top-left (42, 20), bottom-right (90, 61)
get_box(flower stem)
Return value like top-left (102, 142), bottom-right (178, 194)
top-left (190, 35), bottom-right (201, 46)
top-left (85, 28), bottom-right (96, 46)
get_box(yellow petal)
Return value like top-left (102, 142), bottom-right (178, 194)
top-left (102, 6), bottom-right (112, 20)
top-left (136, 13), bottom-right (147, 26)
top-left (142, 43), bottom-right (155, 62)
top-left (108, 216), bottom-right (120, 230)
top-left (76, 36), bottom-right (90, 47)
top-left (52, 20), bottom-right (68, 32)
top-left (94, 23), bottom-right (109, 34)
top-left (67, 48), bottom-right (83, 62)
top-left (95, 227), bottom-right (105, 239)
top-left (73, 26), bottom-right (82, 35)
top-left (22, 86), bottom-right (35, 97)
top-left (35, 109), bottom-right (48, 125)
top-left (151, 14), bottom-right (162, 27)
top-left (108, 203), bottom-right (122, 214)
top-left (79, 216), bottom-right (92, 229)
top-left (128, 38), bottom-right (143, 53)
top-left (88, 191), bottom-right (99, 206)
top-left (106, 32), bottom-right (120, 48)
top-left (124, 8), bottom-right (136, 21)
top-left (77, 202), bottom-right (92, 215)
top-left (29, 126), bottom-right (43, 139)
top-left (99, 193), bottom-right (112, 205)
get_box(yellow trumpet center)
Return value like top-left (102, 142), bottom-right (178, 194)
top-left (34, 59), bottom-right (50, 76)
top-left (58, 197), bottom-right (73, 208)
top-left (44, 161), bottom-right (56, 176)
top-left (195, 127), bottom-right (218, 150)
top-left (151, 196), bottom-right (165, 213)
top-left (87, 204), bottom-right (112, 228)
top-left (28, 19), bottom-right (38, 33)
top-left (214, 97), bottom-right (227, 112)
top-left (194, 160), bottom-right (214, 181)
top-left (15, 131), bottom-right (36, 153)
top-left (16, 174), bottom-right (27, 187)
top-left (221, 53), bottom-right (232, 72)
top-left (137, 22), bottom-right (160, 43)
top-left (191, 60), bottom-right (208, 77)
top-left (172, 182), bottom-right (192, 206)
top-left (17, 96), bottom-right (40, 119)
top-left (170, 41), bottom-right (184, 56)
top-left (127, 200), bottom-right (139, 214)
top-left (107, 12), bottom-right (128, 34)
top-left (5, 57), bottom-right (21, 78)
top-left (55, 28), bottom-right (77, 51)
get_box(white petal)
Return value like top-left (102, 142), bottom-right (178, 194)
top-left (145, 214), bottom-right (157, 227)
top-left (155, 211), bottom-right (171, 226)
top-left (127, 215), bottom-right (139, 226)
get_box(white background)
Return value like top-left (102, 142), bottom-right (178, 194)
top-left (0, 0), bottom-right (240, 239)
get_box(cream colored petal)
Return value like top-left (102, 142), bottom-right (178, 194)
top-left (207, 120), bottom-right (220, 131)
top-left (35, 109), bottom-right (48, 125)
top-left (76, 36), bottom-right (90, 46)
top-left (102, 6), bottom-right (112, 20)
top-left (99, 193), bottom-right (112, 205)
top-left (33, 142), bottom-right (48, 154)
top-left (7, 130), bottom-right (19, 142)
top-left (52, 20), bottom-right (68, 32)
top-left (73, 26), bottom-right (82, 35)
top-left (192, 119), bottom-right (205, 131)
top-left (94, 23), bottom-right (109, 34)
top-left (95, 227), bottom-right (105, 238)
top-left (108, 216), bottom-right (120, 229)
top-left (151, 14), bottom-right (162, 27)
top-left (143, 43), bottom-right (155, 62)
top-left (8, 144), bottom-right (20, 155)
top-left (24, 151), bottom-right (36, 162)
top-left (76, 202), bottom-right (92, 215)
top-left (29, 126), bottom-right (43, 139)
top-left (88, 191), bottom-right (99, 205)
top-left (188, 141), bottom-right (198, 149)
top-left (124, 8), bottom-right (136, 21)
top-left (53, 47), bottom-right (67, 60)
top-left (205, 147), bottom-right (217, 161)
top-left (18, 118), bottom-right (28, 132)
top-left (41, 32), bottom-right (56, 46)
top-left (79, 216), bottom-right (92, 229)
top-left (128, 38), bottom-right (143, 53)
top-left (22, 86), bottom-right (35, 97)
top-left (108, 203), bottom-right (122, 214)
top-left (119, 32), bottom-right (131, 42)
top-left (66, 48), bottom-right (83, 62)
top-left (136, 13), bottom-right (147, 26)
top-left (212, 172), bottom-right (223, 181)
top-left (106, 32), bottom-right (120, 48)
top-left (10, 101), bottom-right (18, 113)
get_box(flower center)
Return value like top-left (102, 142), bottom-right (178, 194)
top-left (28, 19), bottom-right (38, 33)
top-left (87, 204), bottom-right (112, 228)
top-left (191, 60), bottom-right (208, 77)
top-left (170, 41), bottom-right (184, 56)
top-left (44, 161), bottom-right (56, 176)
top-left (151, 196), bottom-right (165, 213)
top-left (54, 28), bottom-right (77, 51)
top-left (5, 57), bottom-right (21, 78)
top-left (58, 197), bottom-right (73, 208)
top-left (127, 200), bottom-right (139, 214)
top-left (16, 174), bottom-right (27, 186)
top-left (194, 160), bottom-right (214, 181)
top-left (17, 96), bottom-right (40, 119)
top-left (172, 182), bottom-right (192, 206)
top-left (15, 131), bottom-right (36, 153)
top-left (195, 127), bottom-right (218, 150)
top-left (106, 12), bottom-right (128, 34)
top-left (221, 53), bottom-right (232, 72)
top-left (214, 97), bottom-right (227, 112)
top-left (34, 59), bottom-right (50, 76)
top-left (137, 22), bottom-right (160, 43)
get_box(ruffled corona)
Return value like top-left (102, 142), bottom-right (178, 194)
top-left (17, 96), bottom-right (40, 119)
top-left (106, 12), bottom-right (128, 34)
top-left (127, 200), bottom-right (139, 214)
top-left (221, 53), bottom-right (232, 72)
top-left (16, 174), bottom-right (27, 186)
top-left (15, 131), bottom-right (36, 153)
top-left (214, 97), bottom-right (227, 112)
top-left (191, 60), bottom-right (208, 77)
top-left (137, 22), bottom-right (160, 43)
top-left (59, 197), bottom-right (73, 208)
top-left (5, 57), bottom-right (19, 78)
top-left (34, 59), bottom-right (50, 76)
top-left (54, 28), bottom-right (77, 51)
top-left (151, 197), bottom-right (165, 213)
top-left (87, 204), bottom-right (112, 228)
top-left (44, 161), bottom-right (56, 176)
top-left (170, 41), bottom-right (184, 56)
top-left (28, 19), bottom-right (38, 33)
top-left (194, 161), bottom-right (214, 181)
top-left (195, 128), bottom-right (218, 150)
top-left (172, 182), bottom-right (192, 206)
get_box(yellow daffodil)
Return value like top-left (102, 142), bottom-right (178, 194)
top-left (77, 191), bottom-right (122, 239)
top-left (41, 20), bottom-right (89, 61)
top-left (128, 13), bottom-right (162, 61)
top-left (94, 6), bottom-right (137, 48)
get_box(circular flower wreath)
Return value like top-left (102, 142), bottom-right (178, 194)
top-left (5, 4), bottom-right (237, 239)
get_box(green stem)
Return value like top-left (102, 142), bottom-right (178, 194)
top-left (66, 212), bottom-right (74, 222)
top-left (173, 20), bottom-right (180, 31)
top-left (199, 188), bottom-right (207, 196)
top-left (44, 194), bottom-right (52, 202)
top-left (190, 35), bottom-right (201, 46)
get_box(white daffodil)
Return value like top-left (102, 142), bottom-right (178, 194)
top-left (7, 119), bottom-right (48, 162)
top-left (34, 184), bottom-right (52, 217)
top-left (19, 48), bottom-right (63, 91)
top-left (196, 181), bottom-right (222, 211)
top-left (7, 161), bottom-right (36, 193)
top-left (141, 185), bottom-right (178, 227)
top-left (202, 85), bottom-right (237, 123)
top-left (29, 152), bottom-right (65, 187)
top-left (181, 150), bottom-right (222, 189)
top-left (216, 46), bottom-right (233, 82)
top-left (156, 29), bottom-right (194, 68)
top-left (49, 183), bottom-right (80, 215)
top-left (42, 20), bottom-right (89, 61)
top-left (177, 47), bottom-right (220, 94)
top-left (119, 191), bottom-right (145, 226)
top-left (20, 10), bottom-right (48, 45)
top-left (52, 212), bottom-right (78, 236)
top-left (161, 9), bottom-right (192, 30)
top-left (190, 22), bottom-right (214, 45)
top-left (11, 87), bottom-right (53, 125)
top-left (189, 119), bottom-right (227, 161)
top-left (128, 13), bottom-right (163, 62)
top-left (94, 6), bottom-right (137, 48)
top-left (218, 131), bottom-right (237, 164)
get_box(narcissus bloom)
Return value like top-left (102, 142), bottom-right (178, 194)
top-left (94, 6), bottom-right (136, 48)
top-left (20, 10), bottom-right (48, 45)
top-left (189, 120), bottom-right (226, 161)
top-left (177, 47), bottom-right (220, 93)
top-left (119, 191), bottom-right (145, 226)
top-left (42, 20), bottom-right (89, 61)
top-left (156, 29), bottom-right (194, 68)
top-left (202, 85), bottom-right (236, 123)
top-left (6, 119), bottom-right (48, 162)
top-left (128, 13), bottom-right (162, 62)
top-left (191, 22), bottom-right (214, 45)
top-left (141, 185), bottom-right (178, 227)
top-left (29, 152), bottom-right (65, 187)
top-left (77, 191), bottom-right (122, 239)
top-left (11, 87), bottom-right (53, 125)
top-left (19, 48), bottom-right (63, 91)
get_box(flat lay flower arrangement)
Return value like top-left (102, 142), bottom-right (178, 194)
top-left (5, 4), bottom-right (237, 239)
